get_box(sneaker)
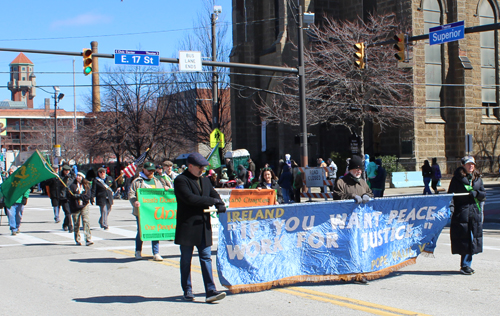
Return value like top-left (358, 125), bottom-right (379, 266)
top-left (11, 230), bottom-right (18, 236)
top-left (63, 226), bottom-right (68, 231)
top-left (354, 276), bottom-right (369, 285)
top-left (183, 290), bottom-right (195, 301)
top-left (104, 227), bottom-right (109, 231)
top-left (153, 254), bottom-right (163, 261)
top-left (76, 241), bottom-right (82, 246)
top-left (86, 240), bottom-right (94, 246)
top-left (135, 251), bottom-right (142, 259)
top-left (460, 267), bottom-right (474, 275)
top-left (205, 290), bottom-right (226, 303)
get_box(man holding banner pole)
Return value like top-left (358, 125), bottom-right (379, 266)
top-left (174, 152), bottom-right (226, 303)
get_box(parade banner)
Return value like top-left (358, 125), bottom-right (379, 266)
top-left (137, 188), bottom-right (177, 241)
top-left (217, 194), bottom-right (453, 293)
top-left (137, 188), bottom-right (276, 241)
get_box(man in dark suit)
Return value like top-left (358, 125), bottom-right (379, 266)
top-left (174, 152), bottom-right (226, 303)
top-left (91, 167), bottom-right (117, 230)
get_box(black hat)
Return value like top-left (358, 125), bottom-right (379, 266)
top-left (187, 152), bottom-right (209, 166)
top-left (143, 162), bottom-right (156, 171)
top-left (348, 156), bottom-right (363, 170)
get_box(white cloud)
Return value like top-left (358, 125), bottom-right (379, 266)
top-left (50, 13), bottom-right (112, 29)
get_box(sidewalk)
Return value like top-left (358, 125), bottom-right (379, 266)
top-left (305, 177), bottom-right (500, 223)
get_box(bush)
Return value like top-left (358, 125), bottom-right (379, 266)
top-left (380, 155), bottom-right (405, 175)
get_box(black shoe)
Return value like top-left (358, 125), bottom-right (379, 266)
top-left (183, 290), bottom-right (194, 301)
top-left (68, 228), bottom-right (74, 233)
top-left (63, 226), bottom-right (68, 231)
top-left (354, 276), bottom-right (369, 285)
top-left (206, 290), bottom-right (225, 303)
top-left (460, 266), bottom-right (474, 275)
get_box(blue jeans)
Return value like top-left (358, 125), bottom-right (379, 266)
top-left (135, 216), bottom-right (159, 254)
top-left (179, 235), bottom-right (216, 294)
top-left (461, 254), bottom-right (473, 268)
top-left (423, 177), bottom-right (432, 195)
top-left (6, 203), bottom-right (24, 232)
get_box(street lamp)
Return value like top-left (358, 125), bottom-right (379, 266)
top-left (53, 86), bottom-right (64, 163)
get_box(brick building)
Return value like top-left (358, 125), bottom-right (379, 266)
top-left (230, 0), bottom-right (500, 173)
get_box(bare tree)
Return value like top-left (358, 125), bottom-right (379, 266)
top-left (169, 0), bottom-right (232, 148)
top-left (84, 65), bottom-right (181, 161)
top-left (255, 13), bottom-right (414, 156)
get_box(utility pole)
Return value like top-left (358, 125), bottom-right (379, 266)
top-left (212, 6), bottom-right (222, 129)
top-left (297, 5), bottom-right (308, 167)
top-left (91, 41), bottom-right (101, 112)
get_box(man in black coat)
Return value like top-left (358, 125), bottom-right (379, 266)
top-left (174, 152), bottom-right (226, 303)
top-left (91, 167), bottom-right (117, 230)
top-left (58, 164), bottom-right (75, 232)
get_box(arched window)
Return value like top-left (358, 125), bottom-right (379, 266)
top-left (423, 0), bottom-right (442, 117)
top-left (479, 0), bottom-right (498, 118)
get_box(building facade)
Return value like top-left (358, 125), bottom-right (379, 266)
top-left (230, 0), bottom-right (500, 173)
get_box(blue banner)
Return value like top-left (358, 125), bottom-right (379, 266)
top-left (217, 195), bottom-right (452, 293)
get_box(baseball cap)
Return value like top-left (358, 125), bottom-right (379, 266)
top-left (143, 162), bottom-right (156, 171)
top-left (462, 156), bottom-right (475, 165)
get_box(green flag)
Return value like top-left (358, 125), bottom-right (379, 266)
top-left (207, 142), bottom-right (221, 170)
top-left (0, 151), bottom-right (58, 208)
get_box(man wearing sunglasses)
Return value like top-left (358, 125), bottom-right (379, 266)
top-left (174, 152), bottom-right (226, 303)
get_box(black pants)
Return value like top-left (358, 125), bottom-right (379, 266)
top-left (431, 179), bottom-right (439, 194)
top-left (60, 199), bottom-right (72, 230)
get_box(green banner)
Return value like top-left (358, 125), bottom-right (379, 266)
top-left (0, 150), bottom-right (57, 208)
top-left (137, 188), bottom-right (177, 241)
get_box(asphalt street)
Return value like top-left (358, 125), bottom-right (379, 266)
top-left (0, 192), bottom-right (499, 316)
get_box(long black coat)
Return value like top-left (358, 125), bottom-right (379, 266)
top-left (447, 167), bottom-right (486, 255)
top-left (174, 169), bottom-right (222, 247)
top-left (91, 175), bottom-right (116, 206)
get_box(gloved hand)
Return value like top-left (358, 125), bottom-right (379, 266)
top-left (353, 195), bottom-right (362, 204)
top-left (213, 198), bottom-right (224, 205)
top-left (216, 204), bottom-right (226, 214)
top-left (469, 190), bottom-right (478, 198)
top-left (362, 194), bottom-right (371, 204)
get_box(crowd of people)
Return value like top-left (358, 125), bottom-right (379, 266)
top-left (0, 151), bottom-right (486, 301)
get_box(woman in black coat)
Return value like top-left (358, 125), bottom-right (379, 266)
top-left (256, 168), bottom-right (284, 204)
top-left (447, 156), bottom-right (486, 275)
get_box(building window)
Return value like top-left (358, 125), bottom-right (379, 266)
top-left (423, 0), bottom-right (442, 118)
top-left (479, 0), bottom-right (498, 119)
top-left (22, 67), bottom-right (25, 71)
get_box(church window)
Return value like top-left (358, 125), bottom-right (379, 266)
top-left (479, 0), bottom-right (498, 119)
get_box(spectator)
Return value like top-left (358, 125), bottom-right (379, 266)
top-left (421, 160), bottom-right (433, 195)
top-left (431, 158), bottom-right (442, 194)
top-left (370, 159), bottom-right (387, 197)
top-left (278, 164), bottom-right (293, 203)
top-left (447, 156), bottom-right (485, 275)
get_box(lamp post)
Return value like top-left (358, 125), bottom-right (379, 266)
top-left (53, 86), bottom-right (64, 163)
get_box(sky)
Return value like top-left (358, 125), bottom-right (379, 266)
top-left (0, 0), bottom-right (232, 112)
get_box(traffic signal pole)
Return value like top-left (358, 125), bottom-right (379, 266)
top-left (297, 6), bottom-right (309, 168)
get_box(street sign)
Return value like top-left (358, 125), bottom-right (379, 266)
top-left (210, 128), bottom-right (225, 148)
top-left (429, 21), bottom-right (464, 45)
top-left (114, 50), bottom-right (160, 66)
top-left (179, 51), bottom-right (202, 71)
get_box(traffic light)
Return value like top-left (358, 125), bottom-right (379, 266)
top-left (353, 42), bottom-right (365, 69)
top-left (83, 48), bottom-right (93, 75)
top-left (393, 34), bottom-right (406, 62)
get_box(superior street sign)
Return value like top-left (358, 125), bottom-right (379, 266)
top-left (429, 20), bottom-right (465, 45)
top-left (114, 50), bottom-right (160, 66)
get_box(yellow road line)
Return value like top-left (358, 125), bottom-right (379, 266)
top-left (275, 287), bottom-right (431, 316)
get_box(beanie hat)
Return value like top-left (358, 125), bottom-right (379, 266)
top-left (348, 156), bottom-right (363, 170)
top-left (77, 172), bottom-right (86, 178)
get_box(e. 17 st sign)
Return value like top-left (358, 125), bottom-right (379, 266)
top-left (429, 21), bottom-right (464, 45)
top-left (114, 50), bottom-right (160, 66)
